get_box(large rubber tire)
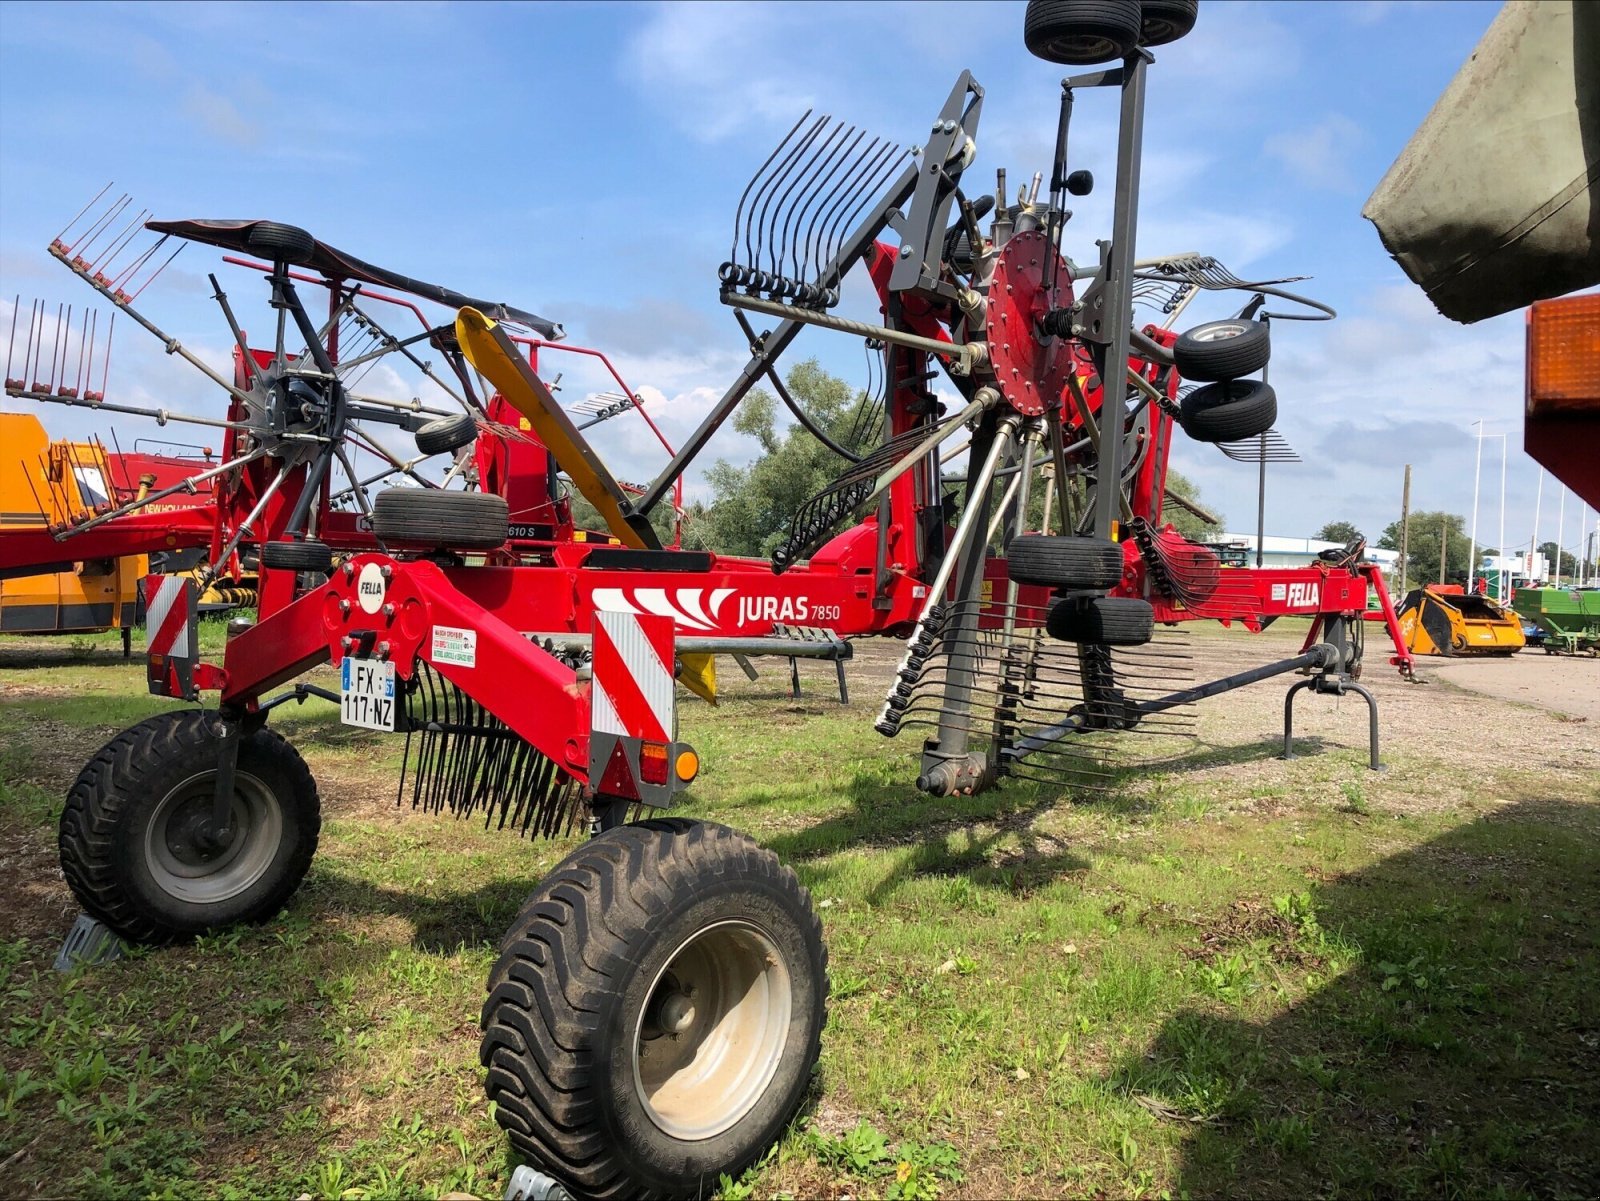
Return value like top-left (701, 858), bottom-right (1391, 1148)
top-left (1179, 380), bottom-right (1278, 443)
top-left (481, 819), bottom-right (827, 1200)
top-left (1173, 318), bottom-right (1271, 382)
top-left (58, 710), bottom-right (320, 945)
top-left (244, 221), bottom-right (315, 266)
top-left (1007, 534), bottom-right (1124, 590)
top-left (259, 538), bottom-right (333, 573)
top-left (371, 488), bottom-right (508, 550)
top-left (1046, 595), bottom-right (1155, 646)
top-left (1140, 0), bottom-right (1200, 46)
top-left (414, 412), bottom-right (478, 456)
top-left (1024, 0), bottom-right (1142, 65)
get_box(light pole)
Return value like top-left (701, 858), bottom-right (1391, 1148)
top-left (1556, 484), bottom-right (1566, 586)
top-left (1497, 432), bottom-right (1507, 602)
top-left (1468, 419), bottom-right (1485, 590)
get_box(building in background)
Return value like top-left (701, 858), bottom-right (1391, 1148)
top-left (1209, 533), bottom-right (1400, 574)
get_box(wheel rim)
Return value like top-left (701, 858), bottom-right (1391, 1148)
top-left (1193, 322), bottom-right (1248, 343)
top-left (632, 919), bottom-right (792, 1141)
top-left (143, 770), bottom-right (284, 904)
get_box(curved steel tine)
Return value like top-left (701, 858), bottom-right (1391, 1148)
top-left (796, 125), bottom-right (867, 285)
top-left (807, 136), bottom-right (887, 290)
top-left (751, 115), bottom-right (830, 281)
top-left (730, 109), bottom-right (810, 271)
top-left (774, 119), bottom-right (849, 284)
top-left (818, 139), bottom-right (902, 287)
top-left (744, 114), bottom-right (827, 272)
top-left (785, 123), bottom-right (860, 285)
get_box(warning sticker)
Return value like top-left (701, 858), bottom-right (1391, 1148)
top-left (430, 625), bottom-right (477, 667)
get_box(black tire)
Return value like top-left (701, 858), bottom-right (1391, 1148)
top-left (481, 819), bottom-right (827, 1200)
top-left (244, 221), bottom-right (315, 266)
top-left (1179, 380), bottom-right (1278, 443)
top-left (371, 488), bottom-right (508, 550)
top-left (1046, 595), bottom-right (1155, 645)
top-left (1140, 0), bottom-right (1199, 46)
top-left (259, 539), bottom-right (333, 573)
top-left (1007, 534), bottom-right (1124, 590)
top-left (1024, 0), bottom-right (1142, 64)
top-left (414, 412), bottom-right (478, 456)
top-left (58, 710), bottom-right (320, 945)
top-left (1173, 319), bottom-right (1271, 381)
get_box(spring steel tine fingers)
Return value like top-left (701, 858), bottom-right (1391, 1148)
top-left (29, 302), bottom-right (48, 392)
top-left (812, 138), bottom-right (900, 295)
top-left (776, 121), bottom-right (854, 285)
top-left (749, 115), bottom-right (830, 280)
top-left (741, 112), bottom-right (824, 273)
top-left (794, 124), bottom-right (868, 285)
top-left (729, 109), bottom-right (812, 272)
top-left (826, 141), bottom-right (905, 283)
top-left (3, 295), bottom-right (22, 391)
top-left (64, 192), bottom-right (129, 264)
top-left (765, 118), bottom-right (846, 282)
top-left (803, 131), bottom-right (882, 289)
top-left (809, 132), bottom-right (888, 284)
top-left (97, 208), bottom-right (154, 284)
top-left (52, 183), bottom-right (115, 248)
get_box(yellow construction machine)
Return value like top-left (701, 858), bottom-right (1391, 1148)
top-left (1396, 585), bottom-right (1525, 657)
top-left (0, 412), bottom-right (145, 650)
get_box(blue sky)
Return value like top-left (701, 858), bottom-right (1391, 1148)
top-left (1, 0), bottom-right (1590, 562)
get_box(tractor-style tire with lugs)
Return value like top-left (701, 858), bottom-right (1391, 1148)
top-left (480, 819), bottom-right (827, 1200)
top-left (58, 710), bottom-right (320, 945)
top-left (1179, 380), bottom-right (1278, 443)
top-left (1006, 534), bottom-right (1124, 590)
top-left (1046, 595), bottom-right (1155, 646)
top-left (371, 488), bottom-right (509, 550)
top-left (1024, 0), bottom-right (1143, 64)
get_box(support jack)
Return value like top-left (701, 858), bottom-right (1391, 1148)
top-left (1283, 672), bottom-right (1384, 772)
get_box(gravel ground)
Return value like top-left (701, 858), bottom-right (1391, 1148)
top-left (1425, 650), bottom-right (1600, 722)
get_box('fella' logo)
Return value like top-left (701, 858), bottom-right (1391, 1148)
top-left (357, 562), bottom-right (387, 614)
top-left (1286, 582), bottom-right (1320, 609)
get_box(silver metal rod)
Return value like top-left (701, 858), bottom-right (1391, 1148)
top-left (723, 291), bottom-right (986, 376)
top-left (862, 392), bottom-right (992, 510)
top-left (207, 464), bottom-right (291, 581)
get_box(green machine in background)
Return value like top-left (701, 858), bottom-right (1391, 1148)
top-left (1512, 588), bottom-right (1600, 656)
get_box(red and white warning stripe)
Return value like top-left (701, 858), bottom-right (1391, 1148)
top-left (591, 609), bottom-right (674, 744)
top-left (145, 574), bottom-right (192, 658)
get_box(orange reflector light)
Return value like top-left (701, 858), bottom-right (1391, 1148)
top-left (640, 741), bottom-right (669, 785)
top-left (1528, 294), bottom-right (1600, 412)
top-left (674, 748), bottom-right (699, 783)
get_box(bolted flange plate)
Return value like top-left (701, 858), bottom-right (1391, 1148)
top-left (984, 229), bottom-right (1076, 417)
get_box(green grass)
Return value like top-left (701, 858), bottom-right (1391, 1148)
top-left (0, 630), bottom-right (1595, 1199)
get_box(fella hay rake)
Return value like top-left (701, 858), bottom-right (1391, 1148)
top-left (19, 2), bottom-right (1420, 1196)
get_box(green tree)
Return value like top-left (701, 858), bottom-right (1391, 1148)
top-left (1377, 510), bottom-right (1474, 585)
top-left (692, 360), bottom-right (880, 558)
top-left (1162, 470), bottom-right (1222, 541)
top-left (1538, 540), bottom-right (1580, 583)
top-left (1315, 520), bottom-right (1364, 544)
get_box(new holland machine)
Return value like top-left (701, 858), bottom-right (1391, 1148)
top-left (10, 2), bottom-right (1433, 1196)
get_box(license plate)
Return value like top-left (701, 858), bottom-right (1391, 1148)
top-left (340, 658), bottom-right (396, 731)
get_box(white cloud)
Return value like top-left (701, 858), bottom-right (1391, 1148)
top-left (1263, 114), bottom-right (1365, 193)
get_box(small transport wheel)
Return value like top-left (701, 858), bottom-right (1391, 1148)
top-left (1179, 380), bottom-right (1278, 443)
top-left (1046, 595), bottom-right (1155, 645)
top-left (414, 412), bottom-right (478, 456)
top-left (1006, 534), bottom-right (1123, 590)
top-left (1023, 0), bottom-right (1142, 65)
top-left (1139, 0), bottom-right (1200, 46)
top-left (259, 538), bottom-right (334, 573)
top-left (481, 818), bottom-right (827, 1200)
top-left (244, 221), bottom-right (315, 266)
top-left (1173, 318), bottom-right (1271, 382)
top-left (371, 488), bottom-right (508, 550)
top-left (58, 710), bottom-right (320, 945)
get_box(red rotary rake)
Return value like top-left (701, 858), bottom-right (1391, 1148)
top-left (11, 2), bottom-right (1419, 1196)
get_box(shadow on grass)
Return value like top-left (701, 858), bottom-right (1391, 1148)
top-left (0, 646), bottom-right (139, 672)
top-left (1109, 797), bottom-right (1600, 1197)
